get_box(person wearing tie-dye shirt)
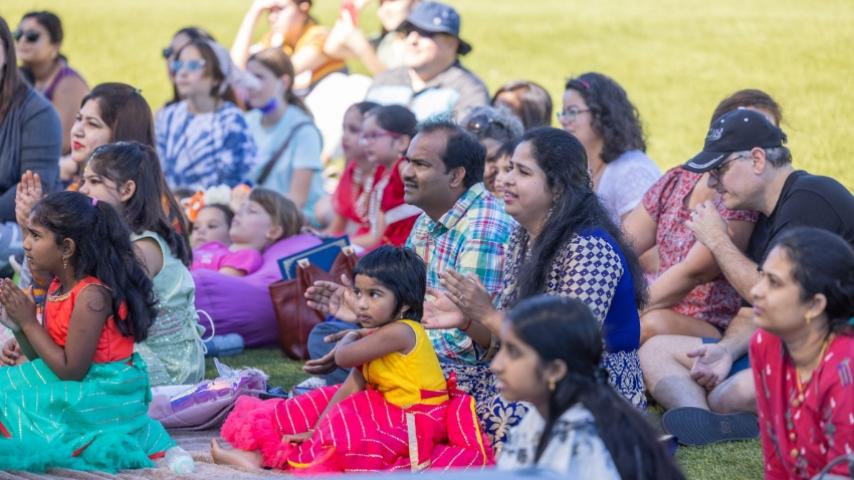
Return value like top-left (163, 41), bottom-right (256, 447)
top-left (749, 227), bottom-right (853, 480)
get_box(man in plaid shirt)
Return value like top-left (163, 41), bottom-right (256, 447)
top-left (403, 120), bottom-right (515, 364)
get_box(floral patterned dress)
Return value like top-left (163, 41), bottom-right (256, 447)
top-left (643, 166), bottom-right (758, 328)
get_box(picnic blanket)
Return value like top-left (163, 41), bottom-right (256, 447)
top-left (0, 431), bottom-right (279, 480)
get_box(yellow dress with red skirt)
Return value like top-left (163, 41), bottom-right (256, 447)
top-left (220, 320), bottom-right (495, 473)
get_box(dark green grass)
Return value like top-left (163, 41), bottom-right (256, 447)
top-left (208, 348), bottom-right (764, 479)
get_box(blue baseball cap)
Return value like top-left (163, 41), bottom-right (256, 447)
top-left (400, 1), bottom-right (472, 55)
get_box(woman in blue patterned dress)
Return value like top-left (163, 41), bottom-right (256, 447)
top-left (428, 127), bottom-right (648, 447)
top-left (156, 39), bottom-right (256, 190)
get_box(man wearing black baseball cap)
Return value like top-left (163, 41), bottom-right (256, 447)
top-left (365, 1), bottom-right (489, 121)
top-left (641, 108), bottom-right (854, 445)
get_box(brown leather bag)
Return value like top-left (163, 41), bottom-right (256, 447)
top-left (269, 247), bottom-right (357, 359)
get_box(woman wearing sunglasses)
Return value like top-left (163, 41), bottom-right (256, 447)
top-left (160, 27), bottom-right (216, 108)
top-left (155, 38), bottom-right (257, 190)
top-left (15, 11), bottom-right (88, 156)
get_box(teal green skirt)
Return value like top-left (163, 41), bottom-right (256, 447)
top-left (0, 353), bottom-right (175, 472)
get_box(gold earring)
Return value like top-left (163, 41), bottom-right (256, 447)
top-left (805, 314), bottom-right (813, 326)
top-left (547, 379), bottom-right (556, 392)
top-left (63, 258), bottom-right (68, 270)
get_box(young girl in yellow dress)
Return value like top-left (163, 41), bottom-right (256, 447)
top-left (0, 191), bottom-right (174, 472)
top-left (212, 246), bottom-right (494, 473)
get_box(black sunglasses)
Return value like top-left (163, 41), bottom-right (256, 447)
top-left (400, 25), bottom-right (439, 39)
top-left (466, 114), bottom-right (510, 137)
top-left (13, 29), bottom-right (41, 43)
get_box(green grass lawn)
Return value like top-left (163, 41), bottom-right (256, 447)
top-left (4, 0), bottom-right (854, 189)
top-left (7, 1), bottom-right (847, 477)
top-left (208, 349), bottom-right (765, 479)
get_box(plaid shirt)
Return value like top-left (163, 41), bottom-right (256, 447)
top-left (407, 183), bottom-right (515, 363)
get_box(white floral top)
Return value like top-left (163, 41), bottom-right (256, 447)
top-left (498, 403), bottom-right (620, 478)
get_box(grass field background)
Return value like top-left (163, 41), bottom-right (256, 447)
top-left (6, 1), bottom-right (851, 478)
top-left (4, 0), bottom-right (854, 188)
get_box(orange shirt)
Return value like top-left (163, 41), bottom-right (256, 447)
top-left (258, 19), bottom-right (346, 87)
top-left (45, 276), bottom-right (133, 363)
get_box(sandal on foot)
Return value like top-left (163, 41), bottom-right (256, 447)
top-left (662, 407), bottom-right (758, 446)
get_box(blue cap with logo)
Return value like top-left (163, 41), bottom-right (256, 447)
top-left (684, 109), bottom-right (787, 173)
top-left (401, 1), bottom-right (472, 55)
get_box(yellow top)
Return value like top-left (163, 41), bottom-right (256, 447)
top-left (361, 320), bottom-right (448, 408)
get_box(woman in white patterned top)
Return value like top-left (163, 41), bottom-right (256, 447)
top-left (558, 72), bottom-right (659, 226)
top-left (494, 295), bottom-right (684, 479)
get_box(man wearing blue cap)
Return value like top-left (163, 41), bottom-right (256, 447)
top-left (365, 1), bottom-right (489, 121)
top-left (641, 109), bottom-right (854, 446)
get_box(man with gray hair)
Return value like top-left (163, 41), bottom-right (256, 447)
top-left (641, 109), bottom-right (854, 445)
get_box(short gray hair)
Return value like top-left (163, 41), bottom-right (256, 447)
top-left (764, 146), bottom-right (792, 167)
top-left (461, 106), bottom-right (524, 143)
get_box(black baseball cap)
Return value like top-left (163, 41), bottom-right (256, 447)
top-left (684, 109), bottom-right (787, 173)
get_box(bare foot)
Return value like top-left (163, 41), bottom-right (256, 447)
top-left (210, 438), bottom-right (264, 469)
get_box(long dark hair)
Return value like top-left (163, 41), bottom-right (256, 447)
top-left (508, 296), bottom-right (684, 479)
top-left (565, 72), bottom-right (646, 163)
top-left (248, 47), bottom-right (311, 117)
top-left (0, 17), bottom-right (28, 123)
top-left (31, 192), bottom-right (157, 342)
top-left (352, 246), bottom-right (426, 321)
top-left (770, 227), bottom-right (854, 335)
top-left (517, 127), bottom-right (646, 308)
top-left (165, 27), bottom-right (215, 106)
top-left (87, 142), bottom-right (192, 266)
top-left (82, 83), bottom-right (155, 146)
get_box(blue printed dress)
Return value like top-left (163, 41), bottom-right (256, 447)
top-left (156, 100), bottom-right (257, 189)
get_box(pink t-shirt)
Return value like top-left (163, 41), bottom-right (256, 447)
top-left (192, 241), bottom-right (263, 275)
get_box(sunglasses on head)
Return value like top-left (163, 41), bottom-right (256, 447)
top-left (13, 29), bottom-right (40, 43)
top-left (169, 59), bottom-right (207, 74)
top-left (466, 114), bottom-right (510, 137)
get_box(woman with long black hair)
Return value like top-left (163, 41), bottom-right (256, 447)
top-left (494, 295), bottom-right (683, 479)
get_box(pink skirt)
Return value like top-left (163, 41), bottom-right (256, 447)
top-left (221, 384), bottom-right (494, 473)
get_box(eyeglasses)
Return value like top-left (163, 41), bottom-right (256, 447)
top-left (360, 130), bottom-right (401, 142)
top-left (710, 152), bottom-right (751, 179)
top-left (162, 46), bottom-right (175, 59)
top-left (13, 29), bottom-right (40, 43)
top-left (169, 59), bottom-right (207, 73)
top-left (556, 107), bottom-right (591, 123)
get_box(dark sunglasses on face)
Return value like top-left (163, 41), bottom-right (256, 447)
top-left (13, 29), bottom-right (41, 43)
top-left (169, 59), bottom-right (207, 74)
top-left (401, 25), bottom-right (438, 39)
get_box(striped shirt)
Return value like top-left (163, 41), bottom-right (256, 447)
top-left (406, 183), bottom-right (515, 363)
top-left (156, 101), bottom-right (257, 189)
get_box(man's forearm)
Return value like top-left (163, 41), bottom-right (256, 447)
top-left (718, 307), bottom-right (756, 359)
top-left (707, 235), bottom-right (760, 301)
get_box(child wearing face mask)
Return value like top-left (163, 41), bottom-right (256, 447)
top-left (192, 189), bottom-right (302, 277)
